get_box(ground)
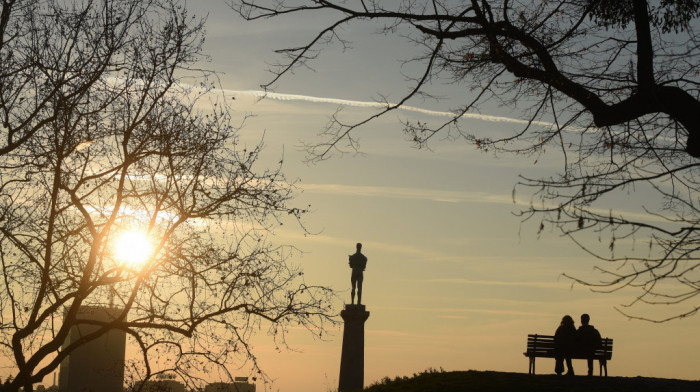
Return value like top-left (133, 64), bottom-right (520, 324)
top-left (364, 369), bottom-right (700, 392)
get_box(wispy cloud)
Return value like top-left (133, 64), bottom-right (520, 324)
top-left (425, 278), bottom-right (573, 289)
top-left (366, 329), bottom-right (428, 338)
top-left (300, 182), bottom-right (676, 226)
top-left (301, 183), bottom-right (513, 204)
top-left (437, 315), bottom-right (470, 320)
top-left (371, 305), bottom-right (548, 317)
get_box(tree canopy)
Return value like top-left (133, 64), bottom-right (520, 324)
top-left (0, 1), bottom-right (333, 391)
top-left (230, 0), bottom-right (700, 321)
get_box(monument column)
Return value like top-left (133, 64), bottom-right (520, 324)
top-left (339, 242), bottom-right (370, 392)
top-left (338, 304), bottom-right (370, 392)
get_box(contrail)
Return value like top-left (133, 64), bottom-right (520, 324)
top-left (100, 77), bottom-right (561, 129)
top-left (223, 89), bottom-right (555, 127)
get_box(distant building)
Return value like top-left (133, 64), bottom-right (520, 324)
top-left (204, 377), bottom-right (256, 392)
top-left (134, 379), bottom-right (185, 392)
top-left (58, 306), bottom-right (126, 392)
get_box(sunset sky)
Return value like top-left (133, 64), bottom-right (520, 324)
top-left (5, 1), bottom-right (697, 391)
top-left (180, 1), bottom-right (700, 391)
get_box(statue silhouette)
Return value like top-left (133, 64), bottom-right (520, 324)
top-left (348, 243), bottom-right (367, 305)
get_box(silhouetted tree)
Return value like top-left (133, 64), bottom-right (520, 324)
top-left (230, 0), bottom-right (700, 321)
top-left (0, 1), bottom-right (333, 391)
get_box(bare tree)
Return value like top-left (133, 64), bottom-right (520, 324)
top-left (0, 1), bottom-right (333, 391)
top-left (229, 0), bottom-right (700, 321)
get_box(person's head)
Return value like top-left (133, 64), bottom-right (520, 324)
top-left (561, 315), bottom-right (574, 327)
top-left (356, 243), bottom-right (362, 251)
top-left (581, 313), bottom-right (590, 325)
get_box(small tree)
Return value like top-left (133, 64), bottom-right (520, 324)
top-left (0, 1), bottom-right (333, 391)
top-left (230, 0), bottom-right (700, 321)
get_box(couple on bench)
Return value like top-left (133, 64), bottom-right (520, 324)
top-left (554, 313), bottom-right (602, 376)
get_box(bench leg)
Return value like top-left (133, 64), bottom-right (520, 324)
top-left (600, 359), bottom-right (607, 376)
top-left (528, 357), bottom-right (535, 374)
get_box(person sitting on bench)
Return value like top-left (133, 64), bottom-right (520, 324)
top-left (554, 315), bottom-right (577, 376)
top-left (577, 313), bottom-right (602, 376)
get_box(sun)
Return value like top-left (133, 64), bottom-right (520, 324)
top-left (113, 229), bottom-right (153, 268)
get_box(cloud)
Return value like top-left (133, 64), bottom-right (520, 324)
top-left (425, 278), bottom-right (574, 289)
top-left (437, 315), bottom-right (470, 320)
top-left (371, 305), bottom-right (548, 317)
top-left (301, 183), bottom-right (513, 204)
top-left (299, 182), bottom-right (676, 226)
top-left (366, 329), bottom-right (427, 338)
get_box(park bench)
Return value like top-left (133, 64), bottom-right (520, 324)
top-left (523, 334), bottom-right (613, 376)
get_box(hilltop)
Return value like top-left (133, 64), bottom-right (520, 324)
top-left (364, 369), bottom-right (700, 392)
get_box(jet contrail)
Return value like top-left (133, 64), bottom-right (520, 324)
top-left (101, 77), bottom-right (585, 131)
top-left (224, 89), bottom-right (555, 127)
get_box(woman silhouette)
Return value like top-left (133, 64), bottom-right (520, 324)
top-left (554, 315), bottom-right (576, 376)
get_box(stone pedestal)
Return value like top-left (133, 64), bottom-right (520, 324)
top-left (338, 304), bottom-right (370, 392)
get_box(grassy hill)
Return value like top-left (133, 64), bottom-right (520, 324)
top-left (363, 369), bottom-right (700, 392)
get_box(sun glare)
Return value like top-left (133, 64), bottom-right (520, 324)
top-left (113, 229), bottom-right (153, 268)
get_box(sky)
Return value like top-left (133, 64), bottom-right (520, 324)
top-left (7, 1), bottom-right (697, 391)
top-left (179, 1), bottom-right (700, 391)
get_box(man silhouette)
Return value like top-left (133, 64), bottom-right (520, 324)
top-left (348, 243), bottom-right (367, 305)
top-left (577, 313), bottom-right (602, 376)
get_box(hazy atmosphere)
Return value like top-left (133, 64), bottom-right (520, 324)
top-left (1, 1), bottom-right (699, 392)
top-left (190, 1), bottom-right (699, 391)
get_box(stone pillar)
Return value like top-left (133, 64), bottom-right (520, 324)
top-left (338, 304), bottom-right (370, 392)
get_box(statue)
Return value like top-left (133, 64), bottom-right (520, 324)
top-left (348, 243), bottom-right (367, 305)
